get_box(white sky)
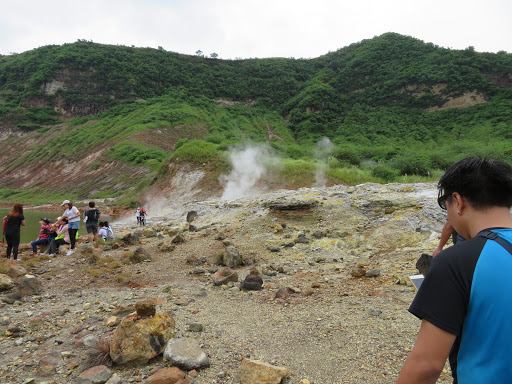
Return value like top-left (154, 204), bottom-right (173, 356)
top-left (1, 0), bottom-right (511, 59)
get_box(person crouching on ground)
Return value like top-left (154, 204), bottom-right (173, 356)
top-left (98, 221), bottom-right (114, 241)
top-left (84, 201), bottom-right (101, 242)
top-left (61, 199), bottom-right (80, 255)
top-left (397, 157), bottom-right (512, 383)
top-left (30, 218), bottom-right (52, 255)
top-left (48, 217), bottom-right (70, 257)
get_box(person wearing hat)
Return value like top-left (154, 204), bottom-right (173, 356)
top-left (61, 200), bottom-right (80, 255)
top-left (30, 218), bottom-right (53, 255)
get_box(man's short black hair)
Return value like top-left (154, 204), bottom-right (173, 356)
top-left (89, 201), bottom-right (95, 208)
top-left (438, 157), bottom-right (512, 209)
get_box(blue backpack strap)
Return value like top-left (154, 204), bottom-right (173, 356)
top-left (477, 230), bottom-right (512, 255)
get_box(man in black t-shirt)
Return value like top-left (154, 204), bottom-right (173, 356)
top-left (397, 158), bottom-right (512, 383)
top-left (84, 201), bottom-right (101, 242)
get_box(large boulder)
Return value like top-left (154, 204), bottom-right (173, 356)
top-left (110, 312), bottom-right (175, 365)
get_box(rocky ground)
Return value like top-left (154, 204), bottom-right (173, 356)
top-left (0, 183), bottom-right (454, 384)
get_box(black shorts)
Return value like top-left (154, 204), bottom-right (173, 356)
top-left (86, 222), bottom-right (99, 234)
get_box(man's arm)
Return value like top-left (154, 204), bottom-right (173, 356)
top-left (433, 220), bottom-right (454, 257)
top-left (397, 320), bottom-right (456, 384)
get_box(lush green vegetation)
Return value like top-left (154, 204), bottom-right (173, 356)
top-left (0, 33), bottom-right (511, 204)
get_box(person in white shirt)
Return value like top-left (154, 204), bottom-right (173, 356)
top-left (61, 200), bottom-right (80, 255)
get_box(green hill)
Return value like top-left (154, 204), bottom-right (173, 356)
top-left (1, 33), bottom-right (511, 206)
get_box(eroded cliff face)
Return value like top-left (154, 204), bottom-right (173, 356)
top-left (23, 68), bottom-right (131, 116)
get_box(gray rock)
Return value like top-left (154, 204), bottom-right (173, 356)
top-left (105, 373), bottom-right (123, 384)
top-left (130, 247), bottom-right (152, 263)
top-left (20, 274), bottom-right (42, 296)
top-left (312, 230), bottom-right (327, 239)
top-left (223, 245), bottom-right (242, 268)
top-left (83, 335), bottom-right (98, 347)
top-left (172, 233), bottom-right (185, 244)
top-left (0, 274), bottom-right (14, 291)
top-left (186, 211), bottom-right (198, 223)
top-left (294, 235), bottom-right (310, 244)
top-left (416, 253), bottom-right (432, 275)
top-left (76, 365), bottom-right (112, 384)
top-left (365, 269), bottom-right (381, 278)
top-left (188, 322), bottom-right (203, 332)
top-left (163, 337), bottom-right (210, 370)
top-left (267, 245), bottom-right (280, 252)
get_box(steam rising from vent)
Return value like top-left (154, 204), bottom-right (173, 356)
top-left (313, 137), bottom-right (334, 187)
top-left (220, 145), bottom-right (279, 201)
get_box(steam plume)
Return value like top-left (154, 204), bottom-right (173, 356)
top-left (220, 145), bottom-right (279, 201)
top-left (313, 137), bottom-right (334, 187)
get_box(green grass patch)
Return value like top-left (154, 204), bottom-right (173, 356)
top-left (106, 141), bottom-right (171, 171)
top-left (170, 139), bottom-right (224, 165)
top-left (279, 159), bottom-right (316, 185)
top-left (328, 166), bottom-right (381, 185)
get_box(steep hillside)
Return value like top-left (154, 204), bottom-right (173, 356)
top-left (0, 33), bottom-right (511, 206)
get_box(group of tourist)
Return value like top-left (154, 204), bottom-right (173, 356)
top-left (2, 200), bottom-right (115, 260)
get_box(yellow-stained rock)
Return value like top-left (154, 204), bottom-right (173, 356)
top-left (110, 312), bottom-right (175, 365)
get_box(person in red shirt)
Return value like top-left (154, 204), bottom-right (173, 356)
top-left (30, 218), bottom-right (53, 255)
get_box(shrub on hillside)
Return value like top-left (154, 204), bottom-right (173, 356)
top-left (174, 138), bottom-right (189, 150)
top-left (170, 140), bottom-right (220, 164)
top-left (333, 146), bottom-right (362, 166)
top-left (371, 164), bottom-right (398, 181)
top-left (393, 154), bottom-right (432, 176)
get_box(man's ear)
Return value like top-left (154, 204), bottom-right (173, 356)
top-left (451, 192), bottom-right (468, 213)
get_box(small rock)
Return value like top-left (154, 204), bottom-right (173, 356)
top-left (0, 274), bottom-right (14, 291)
top-left (76, 365), bottom-right (112, 384)
top-left (239, 358), bottom-right (289, 384)
top-left (211, 268), bottom-right (239, 286)
top-left (365, 269), bottom-right (381, 278)
top-left (188, 323), bottom-right (203, 332)
top-left (163, 337), bottom-right (210, 370)
top-left (145, 367), bottom-right (186, 384)
top-left (240, 273), bottom-right (263, 291)
top-left (223, 245), bottom-right (241, 268)
top-left (416, 253), bottom-right (432, 275)
top-left (275, 287), bottom-right (295, 299)
top-left (267, 245), bottom-right (280, 252)
top-left (172, 233), bottom-right (185, 244)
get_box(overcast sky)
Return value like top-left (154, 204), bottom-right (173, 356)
top-left (1, 0), bottom-right (511, 59)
